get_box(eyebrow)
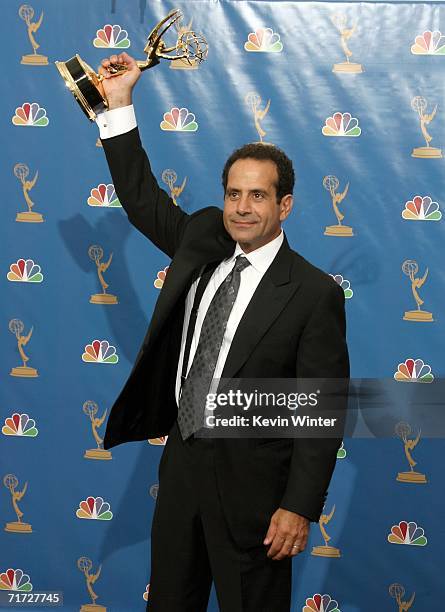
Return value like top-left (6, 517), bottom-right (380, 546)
top-left (226, 187), bottom-right (268, 194)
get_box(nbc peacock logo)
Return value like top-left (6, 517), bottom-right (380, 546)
top-left (7, 259), bottom-right (43, 283)
top-left (330, 274), bottom-right (353, 299)
top-left (2, 414), bottom-right (38, 437)
top-left (336, 442), bottom-right (346, 459)
top-left (148, 436), bottom-right (167, 445)
top-left (402, 195), bottom-right (442, 221)
top-left (154, 266), bottom-right (169, 289)
top-left (394, 358), bottom-right (434, 383)
top-left (82, 340), bottom-right (119, 364)
top-left (303, 593), bottom-right (341, 612)
top-left (76, 496), bottom-right (113, 520)
top-left (87, 184), bottom-right (121, 208)
top-left (322, 112), bottom-right (361, 137)
top-left (93, 24), bottom-right (130, 48)
top-left (0, 568), bottom-right (33, 591)
top-left (244, 28), bottom-right (283, 53)
top-left (12, 103), bottom-right (48, 127)
top-left (411, 30), bottom-right (445, 55)
top-left (160, 107), bottom-right (198, 132)
top-left (387, 520), bottom-right (427, 546)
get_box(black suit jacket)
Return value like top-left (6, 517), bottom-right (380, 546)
top-left (101, 127), bottom-right (350, 548)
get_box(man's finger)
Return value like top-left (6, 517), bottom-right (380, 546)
top-left (117, 52), bottom-right (137, 69)
top-left (119, 51), bottom-right (132, 64)
top-left (263, 523), bottom-right (277, 545)
top-left (276, 538), bottom-right (296, 561)
top-left (271, 537), bottom-right (295, 560)
top-left (97, 66), bottom-right (109, 79)
top-left (289, 540), bottom-right (303, 556)
top-left (266, 534), bottom-right (286, 558)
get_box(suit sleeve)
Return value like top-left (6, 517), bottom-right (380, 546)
top-left (279, 282), bottom-right (350, 521)
top-left (101, 127), bottom-right (189, 258)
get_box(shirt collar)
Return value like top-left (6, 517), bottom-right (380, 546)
top-left (226, 229), bottom-right (284, 273)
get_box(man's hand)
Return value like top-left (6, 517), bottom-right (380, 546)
top-left (97, 52), bottom-right (141, 110)
top-left (263, 508), bottom-right (310, 560)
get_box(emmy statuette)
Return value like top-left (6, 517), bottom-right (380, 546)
top-left (55, 10), bottom-right (208, 121)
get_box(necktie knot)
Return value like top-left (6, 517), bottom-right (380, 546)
top-left (234, 254), bottom-right (251, 274)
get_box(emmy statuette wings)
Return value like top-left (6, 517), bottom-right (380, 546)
top-left (55, 9), bottom-right (208, 120)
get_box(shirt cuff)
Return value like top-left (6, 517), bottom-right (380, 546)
top-left (95, 104), bottom-right (137, 139)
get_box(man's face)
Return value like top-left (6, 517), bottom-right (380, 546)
top-left (223, 158), bottom-right (293, 253)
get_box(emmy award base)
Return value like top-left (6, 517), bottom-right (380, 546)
top-left (324, 225), bottom-right (354, 236)
top-left (411, 146), bottom-right (443, 158)
top-left (5, 521), bottom-right (32, 533)
top-left (332, 62), bottom-right (363, 73)
top-left (397, 471), bottom-right (427, 483)
top-left (403, 310), bottom-right (433, 322)
top-left (10, 366), bottom-right (38, 377)
top-left (311, 545), bottom-right (341, 557)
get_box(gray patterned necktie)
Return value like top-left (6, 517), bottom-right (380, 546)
top-left (177, 254), bottom-right (251, 440)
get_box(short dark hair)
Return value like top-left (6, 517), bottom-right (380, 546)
top-left (221, 142), bottom-right (295, 202)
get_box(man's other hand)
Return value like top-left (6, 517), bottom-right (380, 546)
top-left (263, 508), bottom-right (310, 560)
top-left (97, 52), bottom-right (141, 110)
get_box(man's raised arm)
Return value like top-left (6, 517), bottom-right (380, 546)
top-left (97, 52), bottom-right (189, 258)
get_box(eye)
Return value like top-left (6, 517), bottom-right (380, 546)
top-left (253, 192), bottom-right (264, 199)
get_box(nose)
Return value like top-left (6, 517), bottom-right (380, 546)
top-left (236, 195), bottom-right (251, 215)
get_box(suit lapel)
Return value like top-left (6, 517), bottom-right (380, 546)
top-left (147, 230), bottom-right (235, 346)
top-left (220, 237), bottom-right (301, 380)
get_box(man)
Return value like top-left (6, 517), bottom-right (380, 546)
top-left (97, 52), bottom-right (349, 611)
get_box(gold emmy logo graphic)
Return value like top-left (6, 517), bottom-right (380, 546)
top-left (323, 175), bottom-right (353, 236)
top-left (14, 163), bottom-right (43, 223)
top-left (402, 259), bottom-right (433, 322)
top-left (411, 96), bottom-right (442, 158)
top-left (19, 4), bottom-right (48, 65)
top-left (331, 13), bottom-right (363, 73)
top-left (162, 169), bottom-right (187, 206)
top-left (9, 319), bottom-right (38, 378)
top-left (78, 557), bottom-right (106, 612)
top-left (245, 92), bottom-right (270, 143)
top-left (3, 474), bottom-right (32, 533)
top-left (395, 422), bottom-right (427, 484)
top-left (88, 245), bottom-right (118, 304)
top-left (389, 583), bottom-right (416, 611)
top-left (170, 17), bottom-right (207, 69)
top-left (83, 401), bottom-right (112, 460)
top-left (311, 504), bottom-right (341, 557)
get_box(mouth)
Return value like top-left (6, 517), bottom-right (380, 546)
top-left (231, 220), bottom-right (256, 227)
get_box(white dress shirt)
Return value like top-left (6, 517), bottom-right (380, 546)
top-left (96, 106), bottom-right (284, 417)
top-left (175, 232), bottom-right (284, 411)
top-left (96, 104), bottom-right (137, 139)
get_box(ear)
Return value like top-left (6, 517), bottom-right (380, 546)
top-left (279, 194), bottom-right (293, 221)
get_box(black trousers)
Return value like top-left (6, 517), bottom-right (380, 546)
top-left (148, 420), bottom-right (292, 611)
